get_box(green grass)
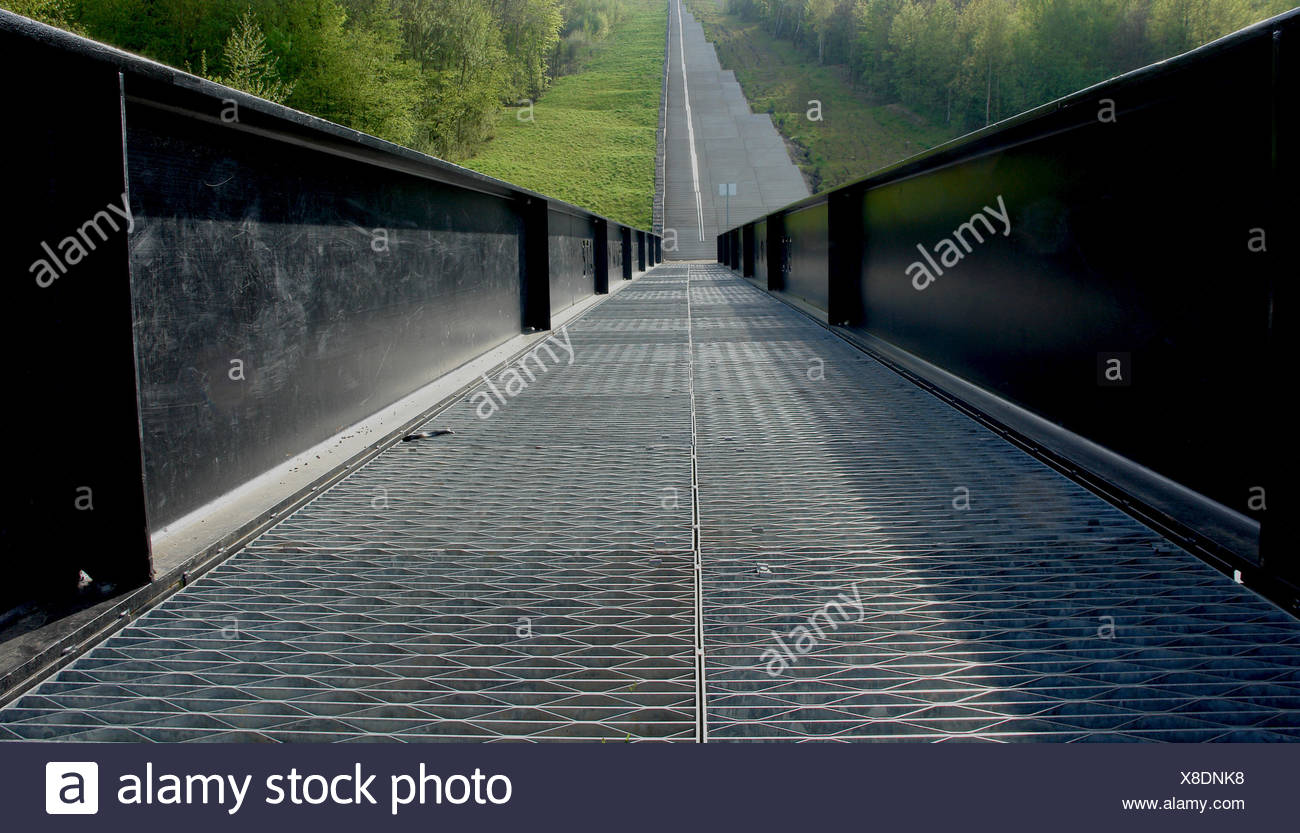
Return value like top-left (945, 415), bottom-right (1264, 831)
top-left (464, 0), bottom-right (667, 230)
top-left (685, 0), bottom-right (957, 193)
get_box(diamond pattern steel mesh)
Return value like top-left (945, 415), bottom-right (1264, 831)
top-left (0, 270), bottom-right (698, 743)
top-left (3, 263), bottom-right (1299, 743)
top-left (691, 267), bottom-right (1300, 742)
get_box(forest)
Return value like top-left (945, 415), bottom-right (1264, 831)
top-left (7, 0), bottom-right (1295, 176)
top-left (724, 0), bottom-right (1296, 132)
top-left (3, 0), bottom-right (629, 161)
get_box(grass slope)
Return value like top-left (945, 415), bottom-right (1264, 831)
top-left (686, 0), bottom-right (956, 193)
top-left (464, 0), bottom-right (667, 229)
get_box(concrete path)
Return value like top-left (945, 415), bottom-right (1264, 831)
top-left (661, 0), bottom-right (809, 260)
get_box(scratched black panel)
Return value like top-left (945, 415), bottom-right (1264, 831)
top-left (722, 13), bottom-right (1298, 597)
top-left (548, 210), bottom-right (596, 315)
top-left (741, 225), bottom-right (755, 277)
top-left (608, 223), bottom-right (626, 282)
top-left (125, 104), bottom-right (524, 527)
top-left (1266, 22), bottom-right (1300, 589)
top-left (752, 219), bottom-right (768, 288)
top-left (764, 214), bottom-right (786, 291)
top-left (781, 202), bottom-right (828, 312)
top-left (852, 34), bottom-right (1273, 534)
top-left (2, 27), bottom-right (152, 608)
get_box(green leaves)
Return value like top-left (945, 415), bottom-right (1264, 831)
top-left (464, 0), bottom-right (662, 228)
top-left (10, 0), bottom-right (614, 162)
top-left (725, 0), bottom-right (1295, 137)
top-left (211, 8), bottom-right (294, 103)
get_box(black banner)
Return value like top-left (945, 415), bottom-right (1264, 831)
top-left (6, 743), bottom-right (1296, 831)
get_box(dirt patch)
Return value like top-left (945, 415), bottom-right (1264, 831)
top-left (780, 134), bottom-right (817, 193)
top-left (886, 103), bottom-right (929, 126)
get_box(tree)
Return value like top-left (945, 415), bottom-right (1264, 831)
top-left (887, 0), bottom-right (958, 121)
top-left (852, 0), bottom-right (903, 98)
top-left (212, 8), bottom-right (294, 103)
top-left (397, 0), bottom-right (510, 158)
top-left (492, 0), bottom-right (563, 99)
top-left (806, 0), bottom-right (834, 64)
top-left (3, 0), bottom-right (81, 30)
top-left (956, 0), bottom-right (1019, 127)
top-left (1149, 0), bottom-right (1257, 56)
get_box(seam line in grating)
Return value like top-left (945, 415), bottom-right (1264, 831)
top-left (688, 266), bottom-right (707, 743)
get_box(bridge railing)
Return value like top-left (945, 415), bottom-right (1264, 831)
top-left (719, 9), bottom-right (1299, 611)
top-left (0, 10), bottom-right (659, 615)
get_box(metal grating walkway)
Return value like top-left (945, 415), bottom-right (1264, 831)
top-left (4, 264), bottom-right (1300, 742)
top-left (690, 268), bottom-right (1300, 742)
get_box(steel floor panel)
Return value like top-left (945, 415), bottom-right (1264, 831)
top-left (1, 267), bottom-right (698, 744)
top-left (430, 395), bottom-right (694, 446)
top-left (686, 266), bottom-right (1300, 742)
top-left (4, 263), bottom-right (1300, 743)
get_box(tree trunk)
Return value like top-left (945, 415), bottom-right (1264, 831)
top-left (985, 54), bottom-right (992, 126)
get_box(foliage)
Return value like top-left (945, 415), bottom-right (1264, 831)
top-left (722, 0), bottom-right (1295, 132)
top-left (694, 0), bottom-right (1294, 192)
top-left (550, 0), bottom-right (628, 76)
top-left (687, 0), bottom-right (952, 192)
top-left (466, 0), bottom-right (663, 227)
top-left (3, 0), bottom-right (80, 29)
top-left (210, 8), bottom-right (294, 103)
top-left (2, 0), bottom-right (634, 161)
